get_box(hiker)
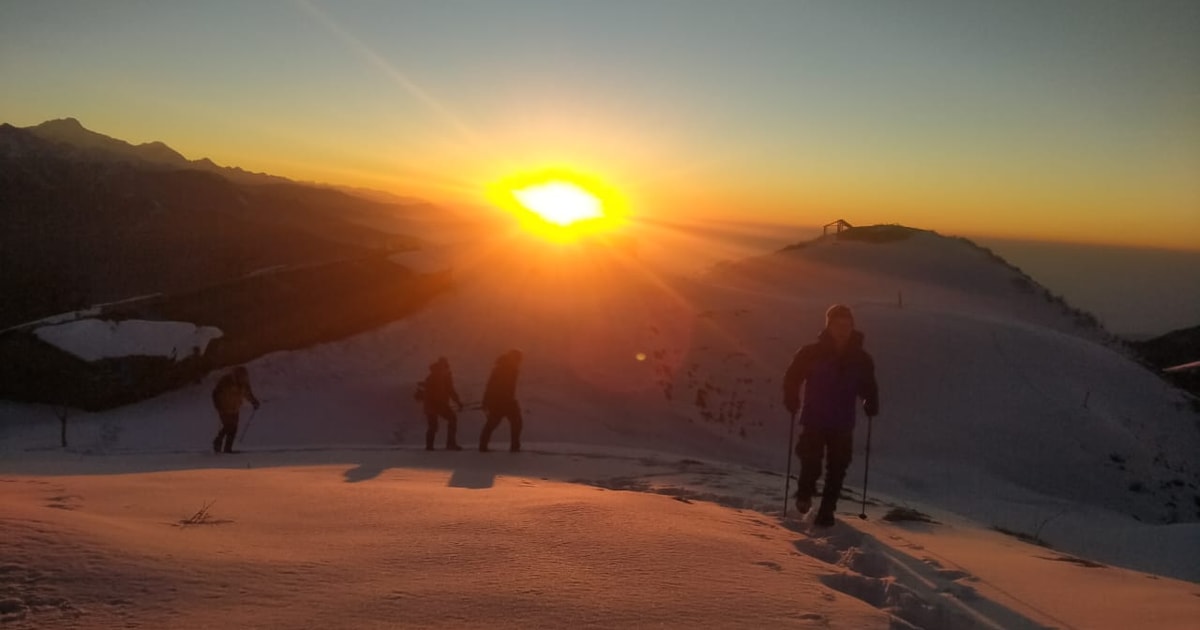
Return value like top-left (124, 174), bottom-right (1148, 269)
top-left (479, 349), bottom-right (524, 452)
top-left (421, 357), bottom-right (464, 451)
top-left (211, 365), bottom-right (260, 453)
top-left (782, 304), bottom-right (879, 527)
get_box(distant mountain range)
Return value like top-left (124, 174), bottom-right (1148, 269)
top-left (0, 118), bottom-right (443, 329)
top-left (18, 118), bottom-right (300, 187)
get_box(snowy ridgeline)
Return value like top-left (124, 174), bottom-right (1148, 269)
top-left (32, 319), bottom-right (222, 362)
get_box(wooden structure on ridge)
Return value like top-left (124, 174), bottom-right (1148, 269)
top-left (823, 219), bottom-right (853, 236)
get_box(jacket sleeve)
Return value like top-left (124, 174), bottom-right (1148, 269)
top-left (782, 348), bottom-right (808, 411)
top-left (860, 353), bottom-right (879, 417)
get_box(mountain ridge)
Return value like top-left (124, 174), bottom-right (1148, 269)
top-left (0, 121), bottom-right (429, 329)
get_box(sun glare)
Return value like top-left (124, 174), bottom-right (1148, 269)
top-left (490, 169), bottom-right (626, 242)
top-left (513, 181), bottom-right (603, 226)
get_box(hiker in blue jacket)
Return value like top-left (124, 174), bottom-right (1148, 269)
top-left (782, 304), bottom-right (879, 527)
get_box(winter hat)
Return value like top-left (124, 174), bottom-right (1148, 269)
top-left (825, 304), bottom-right (854, 327)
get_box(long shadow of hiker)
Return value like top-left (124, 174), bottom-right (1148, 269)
top-left (343, 461), bottom-right (385, 483)
top-left (339, 449), bottom-right (500, 487)
top-left (447, 466), bottom-right (497, 489)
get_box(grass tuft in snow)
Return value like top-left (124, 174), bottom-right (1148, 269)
top-left (175, 499), bottom-right (232, 527)
top-left (1038, 554), bottom-right (1107, 569)
top-left (991, 525), bottom-right (1052, 548)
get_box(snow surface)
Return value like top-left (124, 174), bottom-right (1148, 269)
top-left (32, 319), bottom-right (222, 362)
top-left (2, 450), bottom-right (1198, 629)
top-left (3, 229), bottom-right (1199, 628)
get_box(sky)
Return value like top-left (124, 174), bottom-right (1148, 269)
top-left (2, 0), bottom-right (1198, 249)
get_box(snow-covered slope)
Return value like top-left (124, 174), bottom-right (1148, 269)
top-left (3, 449), bottom-right (1199, 629)
top-left (2, 226), bottom-right (1198, 627)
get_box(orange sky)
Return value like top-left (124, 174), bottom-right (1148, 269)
top-left (2, 2), bottom-right (1197, 250)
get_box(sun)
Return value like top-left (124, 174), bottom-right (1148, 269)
top-left (489, 169), bottom-right (626, 242)
top-left (513, 181), bottom-right (603, 227)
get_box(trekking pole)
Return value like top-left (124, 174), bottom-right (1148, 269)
top-left (859, 415), bottom-right (874, 520)
top-left (783, 410), bottom-right (796, 517)
top-left (239, 407), bottom-right (259, 445)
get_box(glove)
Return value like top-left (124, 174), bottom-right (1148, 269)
top-left (784, 396), bottom-right (799, 415)
top-left (864, 400), bottom-right (878, 417)
top-left (252, 400), bottom-right (261, 411)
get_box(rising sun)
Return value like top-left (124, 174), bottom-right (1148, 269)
top-left (513, 181), bottom-right (603, 226)
top-left (491, 170), bottom-right (625, 242)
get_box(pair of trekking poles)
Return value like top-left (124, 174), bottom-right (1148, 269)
top-left (782, 410), bottom-right (874, 520)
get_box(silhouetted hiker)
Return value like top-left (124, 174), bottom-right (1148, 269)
top-left (783, 304), bottom-right (879, 527)
top-left (211, 365), bottom-right (259, 453)
top-left (421, 357), bottom-right (464, 451)
top-left (479, 349), bottom-right (524, 452)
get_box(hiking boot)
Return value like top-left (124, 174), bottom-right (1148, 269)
top-left (212, 438), bottom-right (221, 453)
top-left (814, 511), bottom-right (836, 528)
top-left (479, 446), bottom-right (491, 453)
top-left (446, 444), bottom-right (463, 451)
top-left (424, 445), bottom-right (435, 451)
top-left (794, 494), bottom-right (812, 515)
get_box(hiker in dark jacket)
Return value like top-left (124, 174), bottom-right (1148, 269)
top-left (211, 365), bottom-right (259, 453)
top-left (782, 304), bottom-right (879, 527)
top-left (479, 349), bottom-right (523, 452)
top-left (422, 357), bottom-right (464, 451)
